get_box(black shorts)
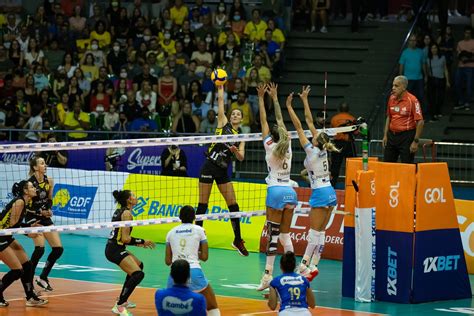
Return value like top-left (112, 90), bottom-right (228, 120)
top-left (199, 160), bottom-right (230, 185)
top-left (105, 241), bottom-right (129, 265)
top-left (24, 213), bottom-right (54, 227)
top-left (0, 236), bottom-right (15, 252)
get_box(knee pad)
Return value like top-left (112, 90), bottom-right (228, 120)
top-left (50, 247), bottom-right (64, 260)
top-left (279, 233), bottom-right (292, 248)
top-left (266, 221), bottom-right (280, 256)
top-left (131, 270), bottom-right (145, 283)
top-left (21, 261), bottom-right (32, 274)
top-left (196, 203), bottom-right (208, 215)
top-left (32, 246), bottom-right (45, 257)
top-left (11, 269), bottom-right (23, 281)
top-left (228, 204), bottom-right (239, 213)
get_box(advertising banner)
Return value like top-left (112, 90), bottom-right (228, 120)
top-left (412, 163), bottom-right (472, 302)
top-left (455, 199), bottom-right (474, 274)
top-left (258, 189), bottom-right (345, 260)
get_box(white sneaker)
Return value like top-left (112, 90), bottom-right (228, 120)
top-left (320, 26), bottom-right (328, 33)
top-left (112, 303), bottom-right (133, 315)
top-left (256, 274), bottom-right (273, 291)
top-left (25, 296), bottom-right (48, 307)
top-left (454, 10), bottom-right (462, 17)
top-left (310, 26), bottom-right (316, 33)
top-left (307, 266), bottom-right (320, 282)
top-left (297, 263), bottom-right (311, 278)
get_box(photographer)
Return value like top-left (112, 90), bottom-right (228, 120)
top-left (40, 135), bottom-right (68, 168)
top-left (161, 145), bottom-right (188, 177)
top-left (330, 102), bottom-right (357, 187)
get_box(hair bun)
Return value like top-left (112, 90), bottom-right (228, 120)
top-left (112, 190), bottom-right (120, 200)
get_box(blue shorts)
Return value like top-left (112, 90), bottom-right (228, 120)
top-left (309, 186), bottom-right (337, 207)
top-left (167, 267), bottom-right (209, 292)
top-left (266, 186), bottom-right (298, 210)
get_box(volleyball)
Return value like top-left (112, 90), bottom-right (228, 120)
top-left (211, 68), bottom-right (227, 86)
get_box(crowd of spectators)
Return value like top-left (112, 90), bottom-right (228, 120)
top-left (0, 0), bottom-right (287, 142)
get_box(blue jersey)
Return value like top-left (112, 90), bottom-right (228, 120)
top-left (270, 272), bottom-right (310, 312)
top-left (155, 285), bottom-right (206, 316)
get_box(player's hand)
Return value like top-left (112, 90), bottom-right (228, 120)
top-left (298, 85), bottom-right (310, 100)
top-left (142, 240), bottom-right (155, 249)
top-left (256, 83), bottom-right (266, 98)
top-left (41, 210), bottom-right (53, 217)
top-left (267, 82), bottom-right (278, 100)
top-left (229, 145), bottom-right (238, 153)
top-left (382, 135), bottom-right (388, 147)
top-left (410, 141), bottom-right (419, 153)
top-left (285, 92), bottom-right (294, 108)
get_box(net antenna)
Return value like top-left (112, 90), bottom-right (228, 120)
top-left (323, 72), bottom-right (328, 131)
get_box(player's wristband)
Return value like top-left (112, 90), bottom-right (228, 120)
top-left (128, 237), bottom-right (145, 245)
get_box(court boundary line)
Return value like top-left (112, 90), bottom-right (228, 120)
top-left (6, 288), bottom-right (122, 302)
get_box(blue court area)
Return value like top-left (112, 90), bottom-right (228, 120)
top-left (1, 234), bottom-right (472, 315)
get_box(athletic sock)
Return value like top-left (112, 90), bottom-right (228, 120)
top-left (228, 204), bottom-right (242, 241)
top-left (117, 271), bottom-right (144, 305)
top-left (40, 247), bottom-right (63, 280)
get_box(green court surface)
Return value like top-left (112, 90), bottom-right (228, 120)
top-left (1, 234), bottom-right (473, 315)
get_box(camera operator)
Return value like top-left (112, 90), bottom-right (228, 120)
top-left (40, 134), bottom-right (68, 168)
top-left (161, 145), bottom-right (188, 177)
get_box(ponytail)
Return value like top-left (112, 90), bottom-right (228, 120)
top-left (273, 125), bottom-right (290, 160)
top-left (12, 180), bottom-right (29, 197)
top-left (112, 190), bottom-right (132, 207)
top-left (317, 132), bottom-right (341, 153)
top-left (323, 142), bottom-right (341, 153)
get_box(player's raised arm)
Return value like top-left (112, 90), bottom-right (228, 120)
top-left (300, 86), bottom-right (318, 138)
top-left (286, 92), bottom-right (310, 148)
top-left (216, 85), bottom-right (228, 128)
top-left (257, 83), bottom-right (270, 139)
top-left (267, 82), bottom-right (285, 129)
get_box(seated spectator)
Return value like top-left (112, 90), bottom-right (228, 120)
top-left (133, 63), bottom-right (158, 92)
top-left (217, 24), bottom-right (241, 47)
top-left (33, 64), bottom-right (50, 91)
top-left (74, 68), bottom-right (92, 97)
top-left (91, 66), bottom-right (114, 95)
top-left (127, 0), bottom-right (149, 19)
top-left (244, 9), bottom-right (268, 43)
top-left (170, 0), bottom-right (189, 28)
top-left (8, 40), bottom-right (24, 68)
top-left (199, 108), bottom-right (218, 133)
top-left (41, 134), bottom-right (68, 168)
top-left (203, 32), bottom-right (219, 60)
top-left (68, 76), bottom-right (85, 108)
top-left (229, 0), bottom-right (248, 21)
top-left (56, 93), bottom-right (69, 128)
top-left (213, 1), bottom-right (229, 32)
top-left (52, 69), bottom-right (67, 99)
top-left (219, 33), bottom-right (240, 66)
top-left (107, 41), bottom-right (127, 77)
top-left (192, 0), bottom-right (211, 19)
top-left (2, 13), bottom-right (20, 50)
top-left (171, 101), bottom-right (200, 133)
top-left (38, 89), bottom-right (55, 124)
top-left (230, 91), bottom-right (253, 133)
top-left (226, 55), bottom-right (247, 80)
top-left (58, 52), bottom-right (78, 79)
top-left (231, 10), bottom-right (246, 39)
top-left (175, 41), bottom-right (190, 67)
top-left (113, 78), bottom-right (130, 106)
top-left (161, 145), bottom-right (188, 177)
top-left (179, 61), bottom-right (201, 97)
top-left (162, 8), bottom-right (173, 31)
top-left (24, 103), bottom-right (43, 142)
top-left (0, 100), bottom-right (22, 141)
top-left (191, 94), bottom-right (210, 120)
top-left (228, 77), bottom-right (245, 106)
top-left (146, 51), bottom-right (162, 77)
top-left (259, 29), bottom-right (283, 77)
top-left (44, 40), bottom-right (64, 74)
top-left (246, 55), bottom-right (271, 83)
top-left (189, 7), bottom-right (203, 31)
top-left (23, 74), bottom-right (36, 102)
top-left (201, 67), bottom-right (215, 95)
top-left (63, 100), bottom-right (91, 140)
top-left (160, 30), bottom-right (177, 56)
top-left (11, 67), bottom-right (25, 90)
top-left (245, 68), bottom-right (262, 115)
top-left (87, 4), bottom-right (108, 31)
top-left (90, 81), bottom-right (111, 115)
top-left (185, 79), bottom-right (203, 103)
top-left (69, 5), bottom-right (87, 36)
top-left (191, 41), bottom-right (213, 75)
top-left (112, 7), bottom-right (130, 44)
top-left (14, 89), bottom-right (31, 120)
top-left (205, 88), bottom-right (228, 113)
top-left (80, 53), bottom-right (100, 82)
top-left (17, 25), bottom-right (30, 52)
top-left (113, 111), bottom-right (131, 135)
top-left (158, 64), bottom-right (178, 114)
top-left (261, 0), bottom-right (285, 31)
top-left (194, 14), bottom-right (218, 43)
top-left (175, 20), bottom-right (196, 45)
top-left (103, 104), bottom-right (119, 131)
top-left (84, 39), bottom-right (106, 67)
top-left (130, 107), bottom-right (158, 133)
top-left (24, 39), bottom-right (45, 69)
top-left (122, 90), bottom-right (141, 122)
top-left (136, 80), bottom-right (157, 114)
top-left (265, 19), bottom-right (286, 50)
top-left (123, 55), bottom-right (142, 81)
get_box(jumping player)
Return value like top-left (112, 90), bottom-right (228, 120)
top-left (286, 86), bottom-right (340, 280)
top-left (256, 83), bottom-right (298, 291)
top-left (268, 251), bottom-right (316, 315)
top-left (105, 190), bottom-right (155, 316)
top-left (196, 85), bottom-right (248, 256)
top-left (27, 156), bottom-right (63, 292)
top-left (165, 205), bottom-right (221, 316)
top-left (0, 181), bottom-right (48, 307)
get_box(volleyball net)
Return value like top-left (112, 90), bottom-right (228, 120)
top-left (0, 126), bottom-right (357, 242)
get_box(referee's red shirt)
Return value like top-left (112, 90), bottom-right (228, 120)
top-left (387, 91), bottom-right (423, 133)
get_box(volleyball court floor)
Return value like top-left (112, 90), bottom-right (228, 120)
top-left (0, 234), bottom-right (472, 316)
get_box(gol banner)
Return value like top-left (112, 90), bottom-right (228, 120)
top-left (259, 188), bottom-right (345, 260)
top-left (455, 199), bottom-right (474, 274)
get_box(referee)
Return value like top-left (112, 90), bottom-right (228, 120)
top-left (383, 75), bottom-right (424, 164)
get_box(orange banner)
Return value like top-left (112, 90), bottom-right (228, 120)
top-left (455, 199), bottom-right (474, 274)
top-left (375, 162), bottom-right (416, 233)
top-left (416, 163), bottom-right (459, 231)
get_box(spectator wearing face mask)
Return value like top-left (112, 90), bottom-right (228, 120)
top-left (107, 42), bottom-right (127, 77)
top-left (84, 39), bottom-right (106, 67)
top-left (231, 10), bottom-right (246, 38)
top-left (214, 1), bottom-right (228, 32)
top-left (160, 31), bottom-right (176, 56)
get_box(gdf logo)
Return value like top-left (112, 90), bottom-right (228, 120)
top-left (424, 188), bottom-right (446, 204)
top-left (389, 182), bottom-right (400, 208)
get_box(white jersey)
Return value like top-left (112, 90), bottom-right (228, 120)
top-left (303, 143), bottom-right (332, 189)
top-left (263, 135), bottom-right (292, 187)
top-left (166, 223), bottom-right (207, 269)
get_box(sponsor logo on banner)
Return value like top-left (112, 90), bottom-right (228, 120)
top-left (424, 188), bottom-right (446, 204)
top-left (457, 207), bottom-right (474, 274)
top-left (126, 148), bottom-right (162, 174)
top-left (422, 255), bottom-right (460, 273)
top-left (389, 182), bottom-right (400, 208)
top-left (0, 152), bottom-right (35, 165)
top-left (387, 246), bottom-right (398, 296)
top-left (0, 193), bottom-right (14, 209)
top-left (52, 184), bottom-right (98, 219)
